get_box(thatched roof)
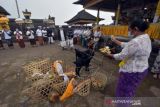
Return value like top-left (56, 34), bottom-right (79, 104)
top-left (0, 6), bottom-right (10, 15)
top-left (73, 0), bottom-right (159, 12)
top-left (73, 0), bottom-right (86, 5)
top-left (65, 10), bottom-right (103, 24)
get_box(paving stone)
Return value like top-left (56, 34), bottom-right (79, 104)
top-left (5, 94), bottom-right (13, 101)
top-left (150, 86), bottom-right (160, 97)
top-left (1, 62), bottom-right (9, 66)
top-left (19, 96), bottom-right (30, 107)
top-left (0, 104), bottom-right (8, 107)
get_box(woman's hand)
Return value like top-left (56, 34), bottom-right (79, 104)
top-left (106, 52), bottom-right (114, 59)
top-left (111, 35), bottom-right (122, 46)
top-left (111, 35), bottom-right (116, 42)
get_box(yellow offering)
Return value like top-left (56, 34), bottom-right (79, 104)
top-left (99, 46), bottom-right (111, 54)
top-left (0, 17), bottom-right (9, 23)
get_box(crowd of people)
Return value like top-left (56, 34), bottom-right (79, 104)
top-left (0, 26), bottom-right (55, 49)
top-left (0, 25), bottom-right (104, 52)
top-left (72, 26), bottom-right (103, 51)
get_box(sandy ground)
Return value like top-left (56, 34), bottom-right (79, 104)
top-left (0, 41), bottom-right (159, 107)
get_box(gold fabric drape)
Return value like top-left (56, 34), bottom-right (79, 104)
top-left (156, 0), bottom-right (160, 16)
top-left (101, 25), bottom-right (128, 37)
top-left (146, 23), bottom-right (160, 39)
top-left (100, 23), bottom-right (160, 39)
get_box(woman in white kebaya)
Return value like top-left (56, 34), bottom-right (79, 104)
top-left (106, 19), bottom-right (151, 101)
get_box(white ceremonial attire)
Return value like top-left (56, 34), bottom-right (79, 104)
top-left (113, 34), bottom-right (152, 73)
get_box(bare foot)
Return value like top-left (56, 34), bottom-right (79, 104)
top-left (153, 74), bottom-right (160, 79)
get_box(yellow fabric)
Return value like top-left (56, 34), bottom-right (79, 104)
top-left (119, 59), bottom-right (128, 68)
top-left (100, 23), bottom-right (160, 39)
top-left (101, 26), bottom-right (128, 37)
top-left (60, 78), bottom-right (74, 102)
top-left (156, 0), bottom-right (160, 16)
top-left (146, 23), bottom-right (160, 39)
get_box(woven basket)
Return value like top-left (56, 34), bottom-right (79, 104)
top-left (22, 75), bottom-right (64, 101)
top-left (22, 59), bottom-right (80, 102)
top-left (46, 75), bottom-right (64, 85)
top-left (29, 74), bottom-right (44, 82)
top-left (75, 79), bottom-right (91, 96)
top-left (91, 72), bottom-right (107, 90)
top-left (64, 65), bottom-right (75, 72)
top-left (53, 81), bottom-right (68, 95)
top-left (23, 58), bottom-right (52, 77)
top-left (22, 80), bottom-right (52, 101)
top-left (22, 88), bottom-right (45, 103)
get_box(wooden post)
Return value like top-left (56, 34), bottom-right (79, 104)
top-left (84, 0), bottom-right (103, 9)
top-left (115, 3), bottom-right (121, 25)
top-left (15, 0), bottom-right (20, 18)
top-left (97, 8), bottom-right (100, 25)
top-left (153, 0), bottom-right (160, 23)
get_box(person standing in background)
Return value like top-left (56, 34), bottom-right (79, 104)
top-left (93, 27), bottom-right (102, 51)
top-left (67, 27), bottom-right (74, 48)
top-left (76, 28), bottom-right (81, 45)
top-left (42, 27), bottom-right (48, 45)
top-left (36, 26), bottom-right (44, 46)
top-left (26, 28), bottom-right (36, 47)
top-left (14, 28), bottom-right (25, 48)
top-left (73, 28), bottom-right (78, 45)
top-left (0, 30), bottom-right (5, 49)
top-left (2, 27), bottom-right (14, 48)
top-left (47, 27), bottom-right (54, 44)
top-left (52, 30), bottom-right (55, 42)
top-left (151, 48), bottom-right (160, 79)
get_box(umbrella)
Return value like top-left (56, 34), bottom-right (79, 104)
top-left (15, 18), bottom-right (24, 24)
